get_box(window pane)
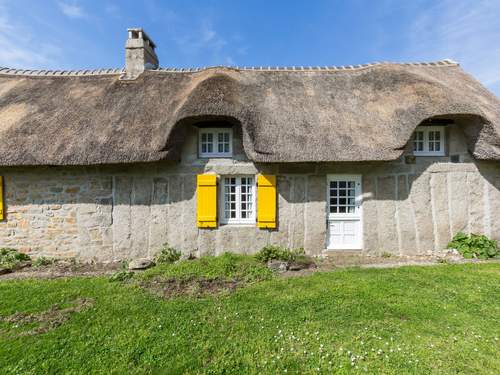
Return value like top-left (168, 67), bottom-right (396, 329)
top-left (215, 131), bottom-right (231, 155)
top-left (330, 179), bottom-right (357, 214)
top-left (224, 177), bottom-right (237, 220)
top-left (413, 131), bottom-right (424, 152)
top-left (223, 176), bottom-right (253, 222)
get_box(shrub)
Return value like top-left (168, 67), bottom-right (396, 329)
top-left (254, 245), bottom-right (304, 263)
top-left (0, 248), bottom-right (31, 269)
top-left (447, 232), bottom-right (499, 260)
top-left (109, 270), bottom-right (134, 282)
top-left (154, 243), bottom-right (181, 265)
top-left (32, 256), bottom-right (56, 267)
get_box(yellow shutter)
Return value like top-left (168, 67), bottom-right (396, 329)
top-left (0, 176), bottom-right (3, 220)
top-left (257, 175), bottom-right (277, 229)
top-left (197, 174), bottom-right (217, 228)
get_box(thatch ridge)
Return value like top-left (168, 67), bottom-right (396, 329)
top-left (0, 59), bottom-right (458, 76)
top-left (0, 61), bottom-right (498, 166)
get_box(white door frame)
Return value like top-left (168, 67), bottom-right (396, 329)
top-left (326, 174), bottom-right (363, 250)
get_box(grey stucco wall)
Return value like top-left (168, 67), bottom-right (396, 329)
top-left (0, 124), bottom-right (498, 260)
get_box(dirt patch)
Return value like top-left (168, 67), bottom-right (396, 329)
top-left (141, 277), bottom-right (243, 299)
top-left (280, 256), bottom-right (500, 277)
top-left (0, 261), bottom-right (122, 280)
top-left (0, 298), bottom-right (95, 337)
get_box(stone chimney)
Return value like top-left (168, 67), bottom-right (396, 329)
top-left (124, 28), bottom-right (158, 79)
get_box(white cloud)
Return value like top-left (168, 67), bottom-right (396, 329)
top-left (405, 0), bottom-right (500, 93)
top-left (0, 3), bottom-right (61, 68)
top-left (168, 19), bottom-right (236, 66)
top-left (104, 3), bottom-right (120, 18)
top-left (58, 1), bottom-right (86, 19)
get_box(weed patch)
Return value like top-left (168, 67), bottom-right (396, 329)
top-left (136, 253), bottom-right (273, 298)
top-left (448, 232), bottom-right (499, 259)
top-left (0, 248), bottom-right (30, 271)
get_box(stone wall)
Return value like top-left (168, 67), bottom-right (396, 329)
top-left (0, 124), bottom-right (498, 260)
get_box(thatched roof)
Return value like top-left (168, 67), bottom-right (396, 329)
top-left (0, 60), bottom-right (498, 166)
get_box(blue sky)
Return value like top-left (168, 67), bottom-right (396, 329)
top-left (0, 0), bottom-right (498, 95)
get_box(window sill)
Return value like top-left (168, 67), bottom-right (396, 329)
top-left (219, 222), bottom-right (256, 227)
top-left (199, 154), bottom-right (233, 159)
top-left (412, 152), bottom-right (446, 157)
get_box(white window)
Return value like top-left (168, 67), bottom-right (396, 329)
top-left (329, 180), bottom-right (357, 214)
top-left (199, 128), bottom-right (232, 157)
top-left (220, 176), bottom-right (255, 224)
top-left (412, 126), bottom-right (445, 156)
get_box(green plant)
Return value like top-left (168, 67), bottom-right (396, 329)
top-left (0, 248), bottom-right (31, 269)
top-left (381, 251), bottom-right (392, 258)
top-left (109, 270), bottom-right (134, 282)
top-left (254, 245), bottom-right (304, 263)
top-left (154, 243), bottom-right (181, 265)
top-left (447, 232), bottom-right (499, 260)
top-left (32, 256), bottom-right (56, 267)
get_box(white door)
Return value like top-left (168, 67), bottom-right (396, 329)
top-left (327, 175), bottom-right (363, 250)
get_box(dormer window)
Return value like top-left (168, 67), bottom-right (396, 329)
top-left (199, 128), bottom-right (233, 158)
top-left (412, 126), bottom-right (445, 156)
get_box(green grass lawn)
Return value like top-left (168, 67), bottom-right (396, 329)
top-left (0, 262), bottom-right (499, 374)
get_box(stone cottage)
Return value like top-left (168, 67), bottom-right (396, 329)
top-left (0, 28), bottom-right (498, 261)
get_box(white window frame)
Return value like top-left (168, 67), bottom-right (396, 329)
top-left (198, 128), bottom-right (233, 158)
top-left (412, 126), bottom-right (445, 156)
top-left (219, 175), bottom-right (256, 225)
